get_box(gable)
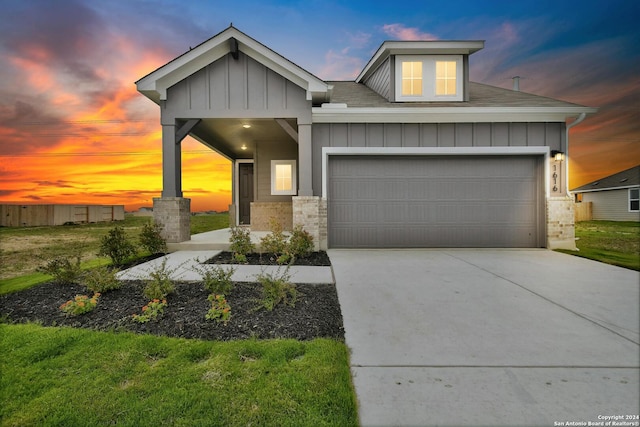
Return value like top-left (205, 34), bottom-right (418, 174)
top-left (136, 25), bottom-right (329, 104)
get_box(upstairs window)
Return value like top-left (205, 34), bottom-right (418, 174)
top-left (436, 61), bottom-right (457, 96)
top-left (401, 61), bottom-right (423, 96)
top-left (395, 55), bottom-right (463, 102)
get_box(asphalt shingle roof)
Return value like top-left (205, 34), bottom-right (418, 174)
top-left (327, 81), bottom-right (586, 108)
top-left (572, 165), bottom-right (640, 192)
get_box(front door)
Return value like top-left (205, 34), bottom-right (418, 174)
top-left (238, 163), bottom-right (254, 225)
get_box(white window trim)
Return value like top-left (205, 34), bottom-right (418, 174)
top-left (271, 160), bottom-right (297, 196)
top-left (629, 187), bottom-right (639, 212)
top-left (395, 55), bottom-right (463, 102)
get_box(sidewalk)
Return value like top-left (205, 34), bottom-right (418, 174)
top-left (116, 250), bottom-right (334, 284)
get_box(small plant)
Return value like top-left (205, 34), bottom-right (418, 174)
top-left (205, 294), bottom-right (231, 325)
top-left (98, 225), bottom-right (137, 266)
top-left (143, 258), bottom-right (176, 300)
top-left (37, 255), bottom-right (83, 285)
top-left (82, 266), bottom-right (122, 293)
top-left (255, 266), bottom-right (297, 311)
top-left (139, 221), bottom-right (167, 255)
top-left (132, 299), bottom-right (167, 323)
top-left (229, 226), bottom-right (254, 263)
top-left (60, 293), bottom-right (100, 316)
top-left (287, 224), bottom-right (314, 259)
top-left (260, 218), bottom-right (288, 255)
top-left (192, 263), bottom-right (236, 295)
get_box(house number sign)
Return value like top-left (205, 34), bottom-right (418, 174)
top-left (552, 164), bottom-right (559, 192)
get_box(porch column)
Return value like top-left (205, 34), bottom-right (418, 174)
top-left (161, 124), bottom-right (182, 198)
top-left (298, 123), bottom-right (313, 196)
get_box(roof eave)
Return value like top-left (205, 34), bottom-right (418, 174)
top-left (312, 106), bottom-right (597, 123)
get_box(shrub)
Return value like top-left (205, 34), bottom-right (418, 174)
top-left (205, 294), bottom-right (231, 325)
top-left (60, 293), bottom-right (100, 316)
top-left (287, 225), bottom-right (314, 259)
top-left (98, 226), bottom-right (137, 266)
top-left (143, 259), bottom-right (176, 300)
top-left (255, 266), bottom-right (297, 311)
top-left (132, 299), bottom-right (167, 323)
top-left (229, 227), bottom-right (254, 262)
top-left (37, 255), bottom-right (83, 285)
top-left (139, 221), bottom-right (167, 255)
top-left (260, 218), bottom-right (288, 255)
top-left (193, 263), bottom-right (236, 295)
top-left (82, 266), bottom-right (122, 293)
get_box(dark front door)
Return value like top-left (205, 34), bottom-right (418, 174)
top-left (239, 163), bottom-right (254, 225)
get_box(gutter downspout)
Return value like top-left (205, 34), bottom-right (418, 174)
top-left (564, 112), bottom-right (587, 197)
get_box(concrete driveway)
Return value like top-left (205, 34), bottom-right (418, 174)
top-left (329, 249), bottom-right (639, 427)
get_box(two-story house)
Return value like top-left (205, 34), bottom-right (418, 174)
top-left (136, 25), bottom-right (596, 250)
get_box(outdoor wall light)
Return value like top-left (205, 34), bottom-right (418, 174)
top-left (551, 150), bottom-right (565, 161)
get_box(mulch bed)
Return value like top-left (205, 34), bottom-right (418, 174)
top-left (0, 280), bottom-right (344, 341)
top-left (204, 251), bottom-right (332, 266)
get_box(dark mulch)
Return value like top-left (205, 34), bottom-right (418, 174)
top-left (0, 280), bottom-right (344, 341)
top-left (205, 251), bottom-right (332, 266)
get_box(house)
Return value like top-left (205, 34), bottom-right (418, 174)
top-left (572, 165), bottom-right (640, 221)
top-left (136, 25), bottom-right (596, 250)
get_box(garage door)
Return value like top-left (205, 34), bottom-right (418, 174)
top-left (328, 155), bottom-right (544, 248)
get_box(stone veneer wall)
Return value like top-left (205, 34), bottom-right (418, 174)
top-left (250, 202), bottom-right (293, 231)
top-left (292, 196), bottom-right (327, 251)
top-left (547, 197), bottom-right (576, 250)
top-left (153, 197), bottom-right (191, 243)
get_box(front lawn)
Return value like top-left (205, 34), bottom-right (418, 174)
top-left (558, 220), bottom-right (639, 270)
top-left (0, 324), bottom-right (358, 427)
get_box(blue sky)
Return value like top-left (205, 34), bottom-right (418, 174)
top-left (1, 0), bottom-right (638, 209)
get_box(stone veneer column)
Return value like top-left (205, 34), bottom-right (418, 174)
top-left (153, 197), bottom-right (191, 243)
top-left (546, 197), bottom-right (576, 250)
top-left (292, 196), bottom-right (327, 251)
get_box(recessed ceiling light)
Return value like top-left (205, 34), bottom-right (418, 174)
top-left (242, 124), bottom-right (251, 129)
top-left (241, 144), bottom-right (247, 150)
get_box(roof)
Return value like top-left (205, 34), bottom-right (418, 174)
top-left (136, 25), bottom-right (329, 104)
top-left (572, 165), bottom-right (640, 193)
top-left (314, 81), bottom-right (596, 123)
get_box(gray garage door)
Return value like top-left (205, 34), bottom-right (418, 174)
top-left (328, 155), bottom-right (544, 248)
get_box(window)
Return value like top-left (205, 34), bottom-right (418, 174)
top-left (401, 61), bottom-right (422, 96)
top-left (271, 160), bottom-right (297, 195)
top-left (630, 188), bottom-right (639, 212)
top-left (395, 55), bottom-right (463, 102)
top-left (435, 61), bottom-right (456, 96)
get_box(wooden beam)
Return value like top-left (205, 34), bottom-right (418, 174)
top-left (175, 119), bottom-right (201, 144)
top-left (275, 118), bottom-right (298, 143)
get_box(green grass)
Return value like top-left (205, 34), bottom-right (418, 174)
top-left (0, 213), bottom-right (229, 292)
top-left (0, 324), bottom-right (357, 427)
top-left (557, 220), bottom-right (640, 271)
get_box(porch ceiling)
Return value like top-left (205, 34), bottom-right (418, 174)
top-left (185, 118), bottom-right (297, 159)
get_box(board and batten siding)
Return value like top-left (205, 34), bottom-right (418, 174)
top-left (581, 189), bottom-right (640, 221)
top-left (363, 57), bottom-right (391, 100)
top-left (163, 52), bottom-right (311, 121)
top-left (311, 122), bottom-right (564, 196)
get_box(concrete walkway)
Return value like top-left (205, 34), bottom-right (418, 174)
top-left (116, 250), bottom-right (334, 284)
top-left (329, 249), bottom-right (639, 427)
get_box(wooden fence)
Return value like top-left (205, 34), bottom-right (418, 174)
top-left (0, 204), bottom-right (125, 227)
top-left (574, 202), bottom-right (593, 222)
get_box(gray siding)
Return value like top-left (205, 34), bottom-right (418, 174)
top-left (312, 122), bottom-right (565, 196)
top-left (582, 189), bottom-right (640, 221)
top-left (163, 52), bottom-right (311, 121)
top-left (255, 140), bottom-right (298, 202)
top-left (363, 57), bottom-right (391, 100)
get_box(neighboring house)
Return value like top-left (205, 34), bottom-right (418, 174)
top-left (572, 165), bottom-right (640, 222)
top-left (136, 25), bottom-right (596, 250)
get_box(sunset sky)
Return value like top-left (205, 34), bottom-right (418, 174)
top-left (1, 0), bottom-right (638, 212)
